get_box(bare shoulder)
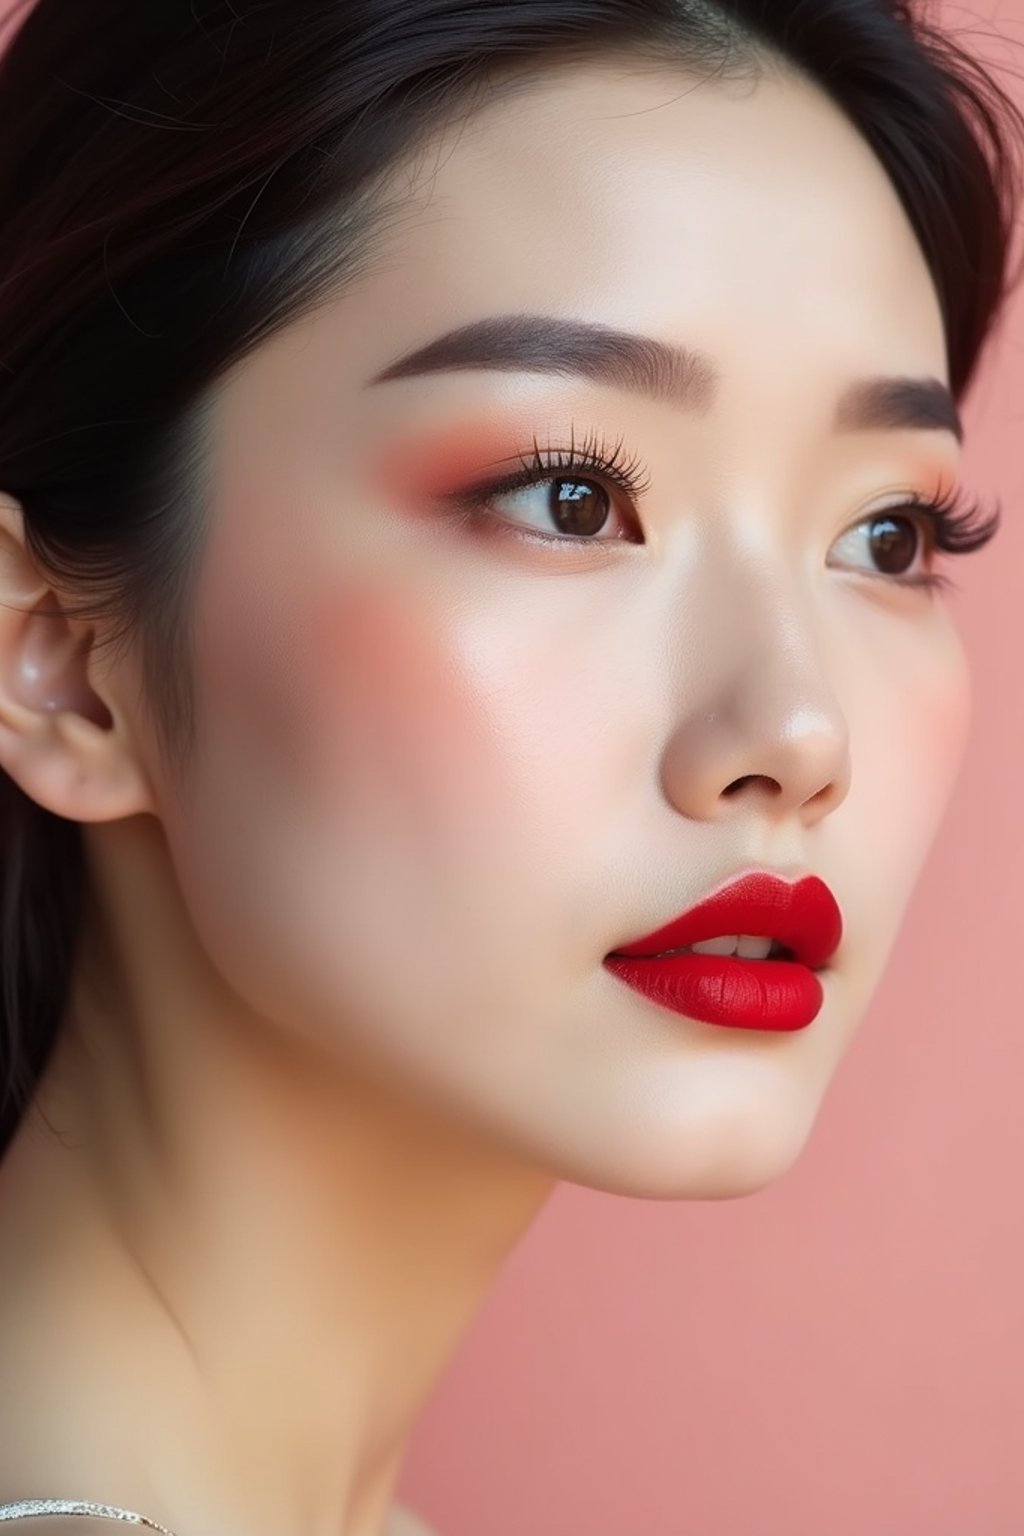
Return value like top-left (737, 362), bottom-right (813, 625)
top-left (0, 1512), bottom-right (433, 1536)
top-left (387, 1502), bottom-right (441, 1536)
top-left (0, 1524), bottom-right (131, 1536)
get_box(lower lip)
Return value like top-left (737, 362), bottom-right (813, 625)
top-left (603, 953), bottom-right (826, 1031)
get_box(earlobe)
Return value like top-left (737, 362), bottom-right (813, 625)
top-left (0, 494), bottom-right (158, 822)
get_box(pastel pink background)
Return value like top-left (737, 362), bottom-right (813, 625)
top-left (3, 2), bottom-right (1022, 1532)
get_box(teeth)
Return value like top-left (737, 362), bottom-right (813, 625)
top-left (734, 935), bottom-right (775, 960)
top-left (691, 935), bottom-right (748, 957)
top-left (660, 934), bottom-right (778, 960)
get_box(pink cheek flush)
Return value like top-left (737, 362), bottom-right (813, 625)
top-left (304, 565), bottom-right (514, 873)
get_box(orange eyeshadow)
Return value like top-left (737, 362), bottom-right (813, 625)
top-left (368, 420), bottom-right (532, 501)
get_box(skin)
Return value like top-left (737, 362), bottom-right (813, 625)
top-left (0, 49), bottom-right (973, 1536)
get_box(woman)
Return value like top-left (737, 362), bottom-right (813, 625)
top-left (0, 1), bottom-right (1019, 1533)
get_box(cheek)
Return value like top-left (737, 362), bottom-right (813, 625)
top-left (181, 571), bottom-right (628, 1088)
top-left (302, 572), bottom-right (632, 883)
top-left (166, 576), bottom-right (519, 1057)
top-left (839, 634), bottom-right (971, 1002)
top-left (302, 577), bottom-right (509, 868)
top-left (879, 639), bottom-right (972, 846)
top-left (839, 603), bottom-right (971, 858)
top-left (242, 572), bottom-right (518, 965)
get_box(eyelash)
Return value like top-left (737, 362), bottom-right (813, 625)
top-left (447, 427), bottom-right (1000, 594)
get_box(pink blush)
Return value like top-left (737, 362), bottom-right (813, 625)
top-left (306, 575), bottom-right (505, 847)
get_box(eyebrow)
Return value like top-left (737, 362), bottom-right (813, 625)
top-left (835, 376), bottom-right (963, 443)
top-left (367, 313), bottom-right (962, 441)
top-left (367, 314), bottom-right (717, 410)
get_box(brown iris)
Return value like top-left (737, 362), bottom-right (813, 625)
top-left (869, 514), bottom-right (919, 575)
top-left (549, 479), bottom-right (612, 537)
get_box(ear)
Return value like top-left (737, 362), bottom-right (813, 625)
top-left (0, 494), bottom-right (158, 820)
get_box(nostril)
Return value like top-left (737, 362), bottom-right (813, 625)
top-left (723, 775), bottom-right (783, 796)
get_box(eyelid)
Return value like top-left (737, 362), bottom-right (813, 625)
top-left (443, 426), bottom-right (651, 539)
top-left (474, 427), bottom-right (651, 501)
top-left (437, 432), bottom-right (999, 590)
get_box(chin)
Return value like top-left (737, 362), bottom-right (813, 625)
top-left (585, 1135), bottom-right (818, 1202)
top-left (542, 1082), bottom-right (829, 1202)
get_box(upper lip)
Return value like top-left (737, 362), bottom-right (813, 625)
top-left (607, 870), bottom-right (843, 970)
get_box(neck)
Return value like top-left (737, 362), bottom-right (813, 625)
top-left (0, 821), bottom-right (554, 1536)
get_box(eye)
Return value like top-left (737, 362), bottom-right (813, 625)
top-left (829, 510), bottom-right (928, 581)
top-left (486, 475), bottom-right (631, 541)
top-left (444, 435), bottom-right (999, 594)
top-left (447, 427), bottom-right (649, 545)
top-left (828, 490), bottom-right (999, 593)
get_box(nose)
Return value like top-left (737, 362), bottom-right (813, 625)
top-left (659, 574), bottom-right (852, 828)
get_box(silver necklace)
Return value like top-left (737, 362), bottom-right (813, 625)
top-left (0, 1502), bottom-right (178, 1534)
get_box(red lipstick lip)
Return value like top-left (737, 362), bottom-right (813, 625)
top-left (607, 871), bottom-right (843, 971)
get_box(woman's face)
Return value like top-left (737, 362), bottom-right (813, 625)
top-left (146, 56), bottom-right (970, 1196)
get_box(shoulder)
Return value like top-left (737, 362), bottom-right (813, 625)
top-left (0, 1506), bottom-right (175, 1536)
top-left (0, 1524), bottom-right (130, 1536)
top-left (387, 1503), bottom-right (441, 1536)
top-left (0, 1512), bottom-right (436, 1536)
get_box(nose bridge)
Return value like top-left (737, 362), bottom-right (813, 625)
top-left (659, 546), bottom-right (852, 821)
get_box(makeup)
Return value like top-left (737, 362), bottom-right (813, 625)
top-left (370, 419), bottom-right (533, 503)
top-left (604, 872), bottom-right (843, 1032)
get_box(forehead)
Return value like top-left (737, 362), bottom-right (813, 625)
top-left (356, 54), bottom-right (946, 383)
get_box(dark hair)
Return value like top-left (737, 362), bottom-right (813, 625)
top-left (0, 0), bottom-right (1021, 1158)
